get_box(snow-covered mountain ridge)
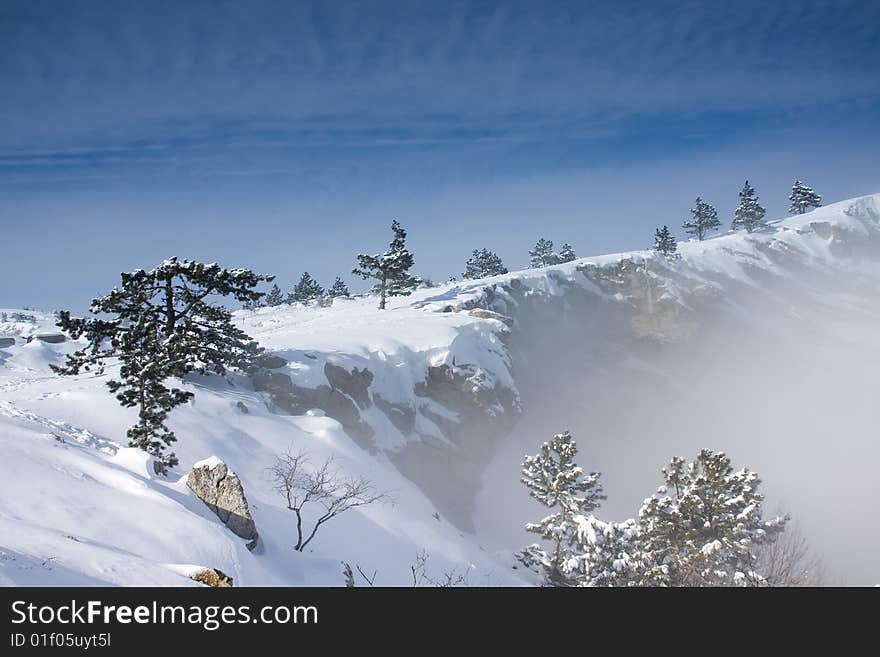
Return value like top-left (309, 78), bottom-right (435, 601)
top-left (2, 194), bottom-right (879, 585)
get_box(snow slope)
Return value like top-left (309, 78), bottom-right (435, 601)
top-left (2, 194), bottom-right (879, 585)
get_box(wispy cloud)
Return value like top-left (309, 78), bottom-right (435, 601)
top-left (2, 0), bottom-right (878, 156)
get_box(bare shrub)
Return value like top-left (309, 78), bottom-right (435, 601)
top-left (268, 450), bottom-right (390, 552)
top-left (750, 522), bottom-right (825, 587)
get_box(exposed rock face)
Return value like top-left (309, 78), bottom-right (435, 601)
top-left (253, 369), bottom-right (376, 452)
top-left (34, 333), bottom-right (67, 344)
top-left (396, 362), bottom-right (520, 530)
top-left (186, 460), bottom-right (259, 550)
top-left (580, 259), bottom-right (697, 341)
top-left (0, 338), bottom-right (14, 348)
top-left (256, 353), bottom-right (288, 369)
top-left (324, 363), bottom-right (373, 409)
top-left (467, 308), bottom-right (514, 327)
top-left (190, 567), bottom-right (233, 587)
top-left (373, 394), bottom-right (416, 434)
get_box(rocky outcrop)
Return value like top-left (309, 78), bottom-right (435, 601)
top-left (373, 394), bottom-right (416, 434)
top-left (324, 363), bottom-right (373, 409)
top-left (33, 333), bottom-right (66, 344)
top-left (579, 259), bottom-right (697, 341)
top-left (394, 362), bottom-right (520, 530)
top-left (253, 369), bottom-right (376, 452)
top-left (186, 459), bottom-right (259, 550)
top-left (256, 353), bottom-right (288, 369)
top-left (190, 567), bottom-right (233, 587)
top-left (467, 308), bottom-right (514, 327)
top-left (0, 338), bottom-right (14, 348)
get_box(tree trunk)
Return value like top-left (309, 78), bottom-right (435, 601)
top-left (164, 275), bottom-right (175, 336)
top-left (379, 273), bottom-right (387, 310)
top-left (295, 510), bottom-right (304, 551)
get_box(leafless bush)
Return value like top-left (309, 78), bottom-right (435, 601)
top-left (341, 561), bottom-right (378, 586)
top-left (410, 549), bottom-right (470, 587)
top-left (268, 449), bottom-right (391, 552)
top-left (750, 522), bottom-right (826, 587)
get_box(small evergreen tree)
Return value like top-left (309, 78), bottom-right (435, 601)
top-left (353, 220), bottom-right (419, 310)
top-left (52, 258), bottom-right (270, 472)
top-left (568, 516), bottom-right (656, 587)
top-left (529, 238), bottom-right (559, 267)
top-left (638, 449), bottom-right (786, 586)
top-left (558, 243), bottom-right (577, 263)
top-left (653, 225), bottom-right (678, 256)
top-left (520, 431), bottom-right (605, 586)
top-left (328, 277), bottom-right (350, 298)
top-left (462, 249), bottom-right (508, 279)
top-left (288, 272), bottom-right (325, 304)
top-left (265, 283), bottom-right (284, 307)
top-left (682, 197), bottom-right (721, 241)
top-left (788, 180), bottom-right (822, 215)
top-left (732, 180), bottom-right (767, 233)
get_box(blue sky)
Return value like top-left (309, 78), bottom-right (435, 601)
top-left (2, 0), bottom-right (879, 310)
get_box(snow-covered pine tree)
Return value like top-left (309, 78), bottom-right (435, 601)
top-left (265, 283), bottom-right (284, 307)
top-left (529, 238), bottom-right (559, 267)
top-left (558, 243), bottom-right (577, 263)
top-left (788, 180), bottom-right (822, 215)
top-left (462, 248), bottom-right (508, 279)
top-left (328, 277), bottom-right (350, 298)
top-left (352, 220), bottom-right (419, 309)
top-left (732, 180), bottom-right (767, 233)
top-left (567, 515), bottom-right (658, 587)
top-left (520, 431), bottom-right (606, 586)
top-left (653, 225), bottom-right (677, 255)
top-left (52, 258), bottom-right (271, 472)
top-left (288, 272), bottom-right (325, 304)
top-left (637, 449), bottom-right (786, 586)
top-left (682, 197), bottom-right (721, 241)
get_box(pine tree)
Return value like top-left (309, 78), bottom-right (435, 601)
top-left (788, 180), bottom-right (822, 215)
top-left (558, 243), bottom-right (577, 263)
top-left (352, 220), bottom-right (419, 310)
top-left (732, 180), bottom-right (767, 233)
top-left (52, 258), bottom-right (271, 472)
top-left (462, 248), bottom-right (508, 279)
top-left (265, 283), bottom-right (284, 307)
top-left (520, 431), bottom-right (606, 586)
top-left (637, 449), bottom-right (786, 586)
top-left (653, 225), bottom-right (678, 256)
top-left (328, 277), bottom-right (350, 298)
top-left (567, 516), bottom-right (657, 587)
top-left (288, 272), bottom-right (325, 304)
top-left (682, 197), bottom-right (721, 241)
top-left (529, 238), bottom-right (560, 267)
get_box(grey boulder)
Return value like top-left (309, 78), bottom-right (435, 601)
top-left (186, 459), bottom-right (259, 550)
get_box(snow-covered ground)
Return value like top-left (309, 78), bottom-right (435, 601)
top-left (2, 194), bottom-right (879, 585)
